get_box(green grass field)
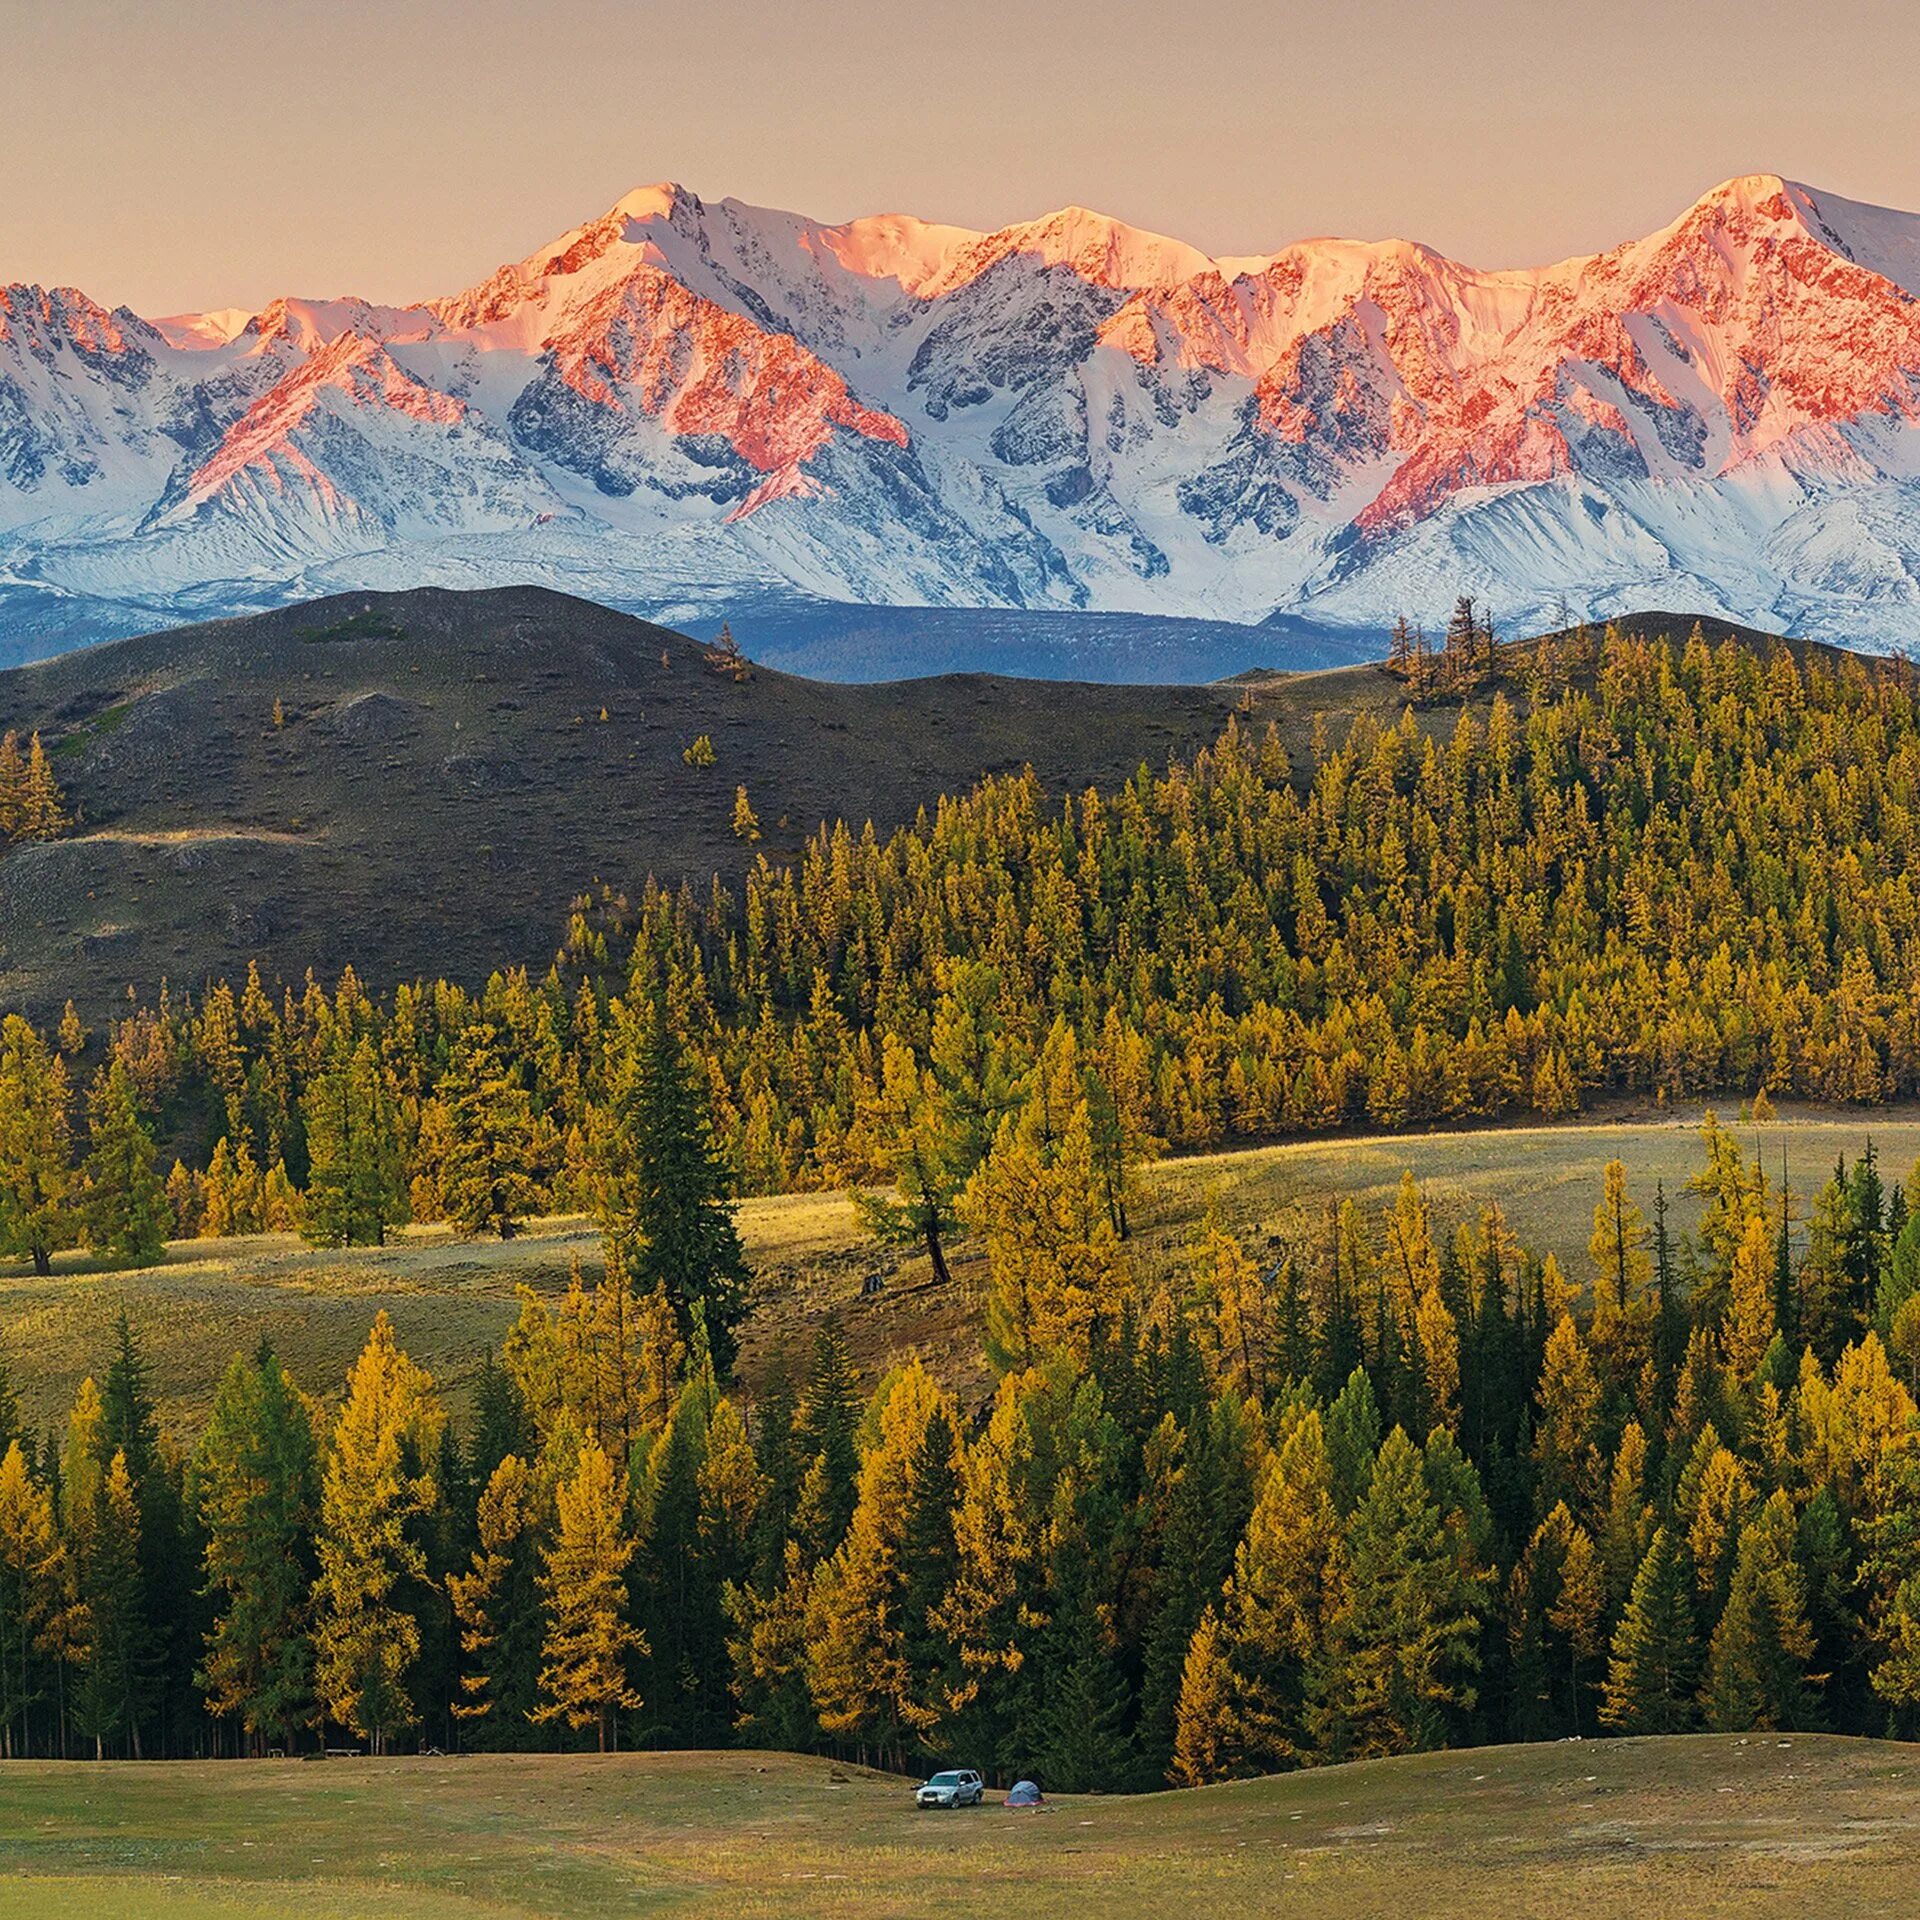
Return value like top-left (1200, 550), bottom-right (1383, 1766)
top-left (2, 1736), bottom-right (1919, 1918)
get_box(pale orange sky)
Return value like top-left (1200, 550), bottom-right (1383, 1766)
top-left (7, 0), bottom-right (1920, 315)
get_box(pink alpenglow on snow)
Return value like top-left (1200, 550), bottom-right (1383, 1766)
top-left (11, 172), bottom-right (1920, 649)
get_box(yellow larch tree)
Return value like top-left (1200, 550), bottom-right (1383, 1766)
top-left (1169, 1605), bottom-right (1233, 1787)
top-left (311, 1312), bottom-right (444, 1752)
top-left (965, 1024), bottom-right (1130, 1370)
top-left (1196, 1219), bottom-right (1267, 1398)
top-left (534, 1437), bottom-right (645, 1751)
top-left (1196, 1406), bottom-right (1346, 1774)
top-left (1722, 1211), bottom-right (1778, 1387)
top-left (449, 1452), bottom-right (540, 1730)
top-left (805, 1358), bottom-right (954, 1761)
top-left (1533, 1316), bottom-right (1603, 1514)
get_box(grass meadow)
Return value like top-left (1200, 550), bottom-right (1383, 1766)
top-left (2, 1736), bottom-right (1920, 1918)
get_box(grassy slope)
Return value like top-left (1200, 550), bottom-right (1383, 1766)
top-left (3, 1103), bottom-right (1915, 1432)
top-left (2, 1735), bottom-right (1919, 1918)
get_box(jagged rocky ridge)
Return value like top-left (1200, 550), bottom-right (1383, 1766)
top-left (7, 173), bottom-right (1920, 660)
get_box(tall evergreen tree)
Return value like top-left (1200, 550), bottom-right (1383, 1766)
top-left (302, 1036), bottom-right (404, 1248)
top-left (439, 1024), bottom-right (541, 1240)
top-left (792, 1322), bottom-right (862, 1561)
top-left (854, 1033), bottom-right (969, 1285)
top-left (72, 1451), bottom-right (149, 1758)
top-left (192, 1347), bottom-right (318, 1750)
top-left (82, 1062), bottom-right (167, 1266)
top-left (449, 1453), bottom-right (546, 1746)
top-left (599, 1008), bottom-right (750, 1375)
top-left (312, 1314), bottom-right (443, 1752)
top-left (1310, 1427), bottom-right (1482, 1759)
top-left (1601, 1527), bottom-right (1699, 1733)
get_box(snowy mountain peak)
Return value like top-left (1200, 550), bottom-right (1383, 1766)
top-left (9, 173), bottom-right (1920, 661)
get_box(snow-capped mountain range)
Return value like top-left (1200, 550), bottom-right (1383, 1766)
top-left (8, 172), bottom-right (1920, 665)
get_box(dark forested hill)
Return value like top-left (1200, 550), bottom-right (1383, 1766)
top-left (0, 586), bottom-right (1284, 1015)
top-left (0, 589), bottom-right (1856, 1023)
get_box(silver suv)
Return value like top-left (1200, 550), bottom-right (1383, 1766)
top-left (916, 1768), bottom-right (984, 1808)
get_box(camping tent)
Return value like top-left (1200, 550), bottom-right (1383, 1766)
top-left (1005, 1779), bottom-right (1045, 1808)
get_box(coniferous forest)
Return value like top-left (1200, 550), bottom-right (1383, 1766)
top-left (4, 624), bottom-right (1920, 1777)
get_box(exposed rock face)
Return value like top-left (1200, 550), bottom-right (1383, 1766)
top-left (9, 174), bottom-right (1920, 656)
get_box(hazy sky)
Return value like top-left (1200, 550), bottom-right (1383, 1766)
top-left (7, 0), bottom-right (1920, 314)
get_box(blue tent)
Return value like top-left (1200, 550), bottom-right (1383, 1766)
top-left (1005, 1779), bottom-right (1044, 1808)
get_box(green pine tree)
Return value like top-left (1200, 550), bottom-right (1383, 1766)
top-left (1601, 1527), bottom-right (1699, 1733)
top-left (72, 1451), bottom-right (151, 1758)
top-left (302, 1036), bottom-right (404, 1247)
top-left (191, 1346), bottom-right (319, 1750)
top-left (1034, 1568), bottom-right (1137, 1792)
top-left (1310, 1426), bottom-right (1482, 1759)
top-left (599, 1008), bottom-right (750, 1375)
top-left (82, 1062), bottom-right (167, 1267)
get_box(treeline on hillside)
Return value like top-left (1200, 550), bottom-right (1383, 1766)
top-left (0, 730), bottom-right (68, 845)
top-left (6, 626), bottom-right (1920, 1259)
top-left (6, 1108), bottom-right (1920, 1774)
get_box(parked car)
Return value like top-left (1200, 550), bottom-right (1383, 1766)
top-left (915, 1768), bottom-right (985, 1808)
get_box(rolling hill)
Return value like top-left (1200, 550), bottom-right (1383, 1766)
top-left (0, 585), bottom-right (1264, 1015)
top-left (0, 590), bottom-right (1829, 1018)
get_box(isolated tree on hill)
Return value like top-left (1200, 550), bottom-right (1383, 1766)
top-left (0, 732), bottom-right (69, 843)
top-left (598, 1006), bottom-right (749, 1375)
top-left (56, 1001), bottom-right (87, 1058)
top-left (1387, 616), bottom-right (1416, 678)
top-left (731, 785), bottom-right (761, 843)
top-left (312, 1313), bottom-right (443, 1752)
top-left (854, 1032), bottom-right (967, 1287)
top-left (192, 1347), bottom-right (318, 1749)
top-left (0, 734), bottom-right (22, 839)
top-left (438, 1023), bottom-right (541, 1240)
top-left (302, 1036), bottom-right (404, 1248)
top-left (82, 1061), bottom-right (167, 1266)
top-left (21, 735), bottom-right (69, 839)
top-left (534, 1438), bottom-right (645, 1752)
top-left (0, 1014), bottom-right (74, 1275)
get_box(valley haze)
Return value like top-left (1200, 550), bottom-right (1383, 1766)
top-left (7, 173), bottom-right (1920, 671)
